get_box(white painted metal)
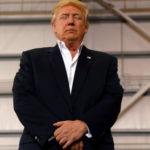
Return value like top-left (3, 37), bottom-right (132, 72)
top-left (118, 82), bottom-right (150, 119)
top-left (96, 0), bottom-right (150, 42)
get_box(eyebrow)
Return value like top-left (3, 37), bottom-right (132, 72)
top-left (60, 12), bottom-right (81, 16)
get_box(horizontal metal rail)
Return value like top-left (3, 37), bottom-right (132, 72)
top-left (0, 1), bottom-right (58, 5)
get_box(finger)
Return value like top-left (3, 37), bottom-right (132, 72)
top-left (54, 131), bottom-right (64, 142)
top-left (63, 140), bottom-right (72, 149)
top-left (59, 137), bottom-right (67, 146)
top-left (53, 121), bottom-right (64, 127)
top-left (75, 141), bottom-right (81, 150)
top-left (70, 144), bottom-right (75, 150)
top-left (70, 141), bottom-right (80, 150)
top-left (73, 143), bottom-right (78, 150)
top-left (55, 134), bottom-right (61, 142)
top-left (79, 141), bottom-right (84, 150)
top-left (75, 143), bottom-right (79, 150)
top-left (54, 128), bottom-right (61, 137)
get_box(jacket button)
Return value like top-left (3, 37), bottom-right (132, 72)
top-left (35, 136), bottom-right (38, 140)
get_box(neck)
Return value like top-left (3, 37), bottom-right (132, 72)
top-left (61, 39), bottom-right (82, 58)
top-left (66, 42), bottom-right (79, 51)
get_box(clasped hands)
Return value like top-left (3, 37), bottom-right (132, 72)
top-left (53, 120), bottom-right (87, 150)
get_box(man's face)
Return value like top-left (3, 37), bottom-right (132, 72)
top-left (52, 5), bottom-right (88, 42)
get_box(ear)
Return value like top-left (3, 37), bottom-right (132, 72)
top-left (84, 24), bottom-right (88, 33)
top-left (52, 23), bottom-right (57, 33)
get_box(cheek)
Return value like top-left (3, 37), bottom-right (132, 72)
top-left (57, 24), bottom-right (65, 32)
top-left (79, 26), bottom-right (87, 34)
top-left (54, 21), bottom-right (65, 33)
top-left (78, 23), bottom-right (87, 32)
top-left (55, 26), bottom-right (63, 34)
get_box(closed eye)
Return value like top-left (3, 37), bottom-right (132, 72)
top-left (73, 14), bottom-right (82, 20)
top-left (60, 14), bottom-right (69, 19)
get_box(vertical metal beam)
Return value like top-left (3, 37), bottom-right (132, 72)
top-left (95, 0), bottom-right (150, 42)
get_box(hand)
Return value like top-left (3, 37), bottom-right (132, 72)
top-left (70, 140), bottom-right (84, 150)
top-left (53, 120), bottom-right (87, 149)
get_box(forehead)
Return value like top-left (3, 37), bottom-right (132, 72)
top-left (58, 5), bottom-right (82, 15)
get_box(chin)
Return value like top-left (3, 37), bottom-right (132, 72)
top-left (66, 36), bottom-right (78, 41)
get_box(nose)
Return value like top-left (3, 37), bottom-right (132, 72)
top-left (67, 15), bottom-right (75, 26)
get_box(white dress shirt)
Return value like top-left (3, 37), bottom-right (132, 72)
top-left (58, 40), bottom-right (82, 93)
top-left (57, 40), bottom-right (92, 138)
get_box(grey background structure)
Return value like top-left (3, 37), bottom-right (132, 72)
top-left (0, 0), bottom-right (150, 149)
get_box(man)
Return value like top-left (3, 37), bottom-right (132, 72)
top-left (13, 0), bottom-right (123, 150)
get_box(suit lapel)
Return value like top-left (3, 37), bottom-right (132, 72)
top-left (47, 45), bottom-right (71, 107)
top-left (47, 45), bottom-right (93, 107)
top-left (71, 46), bottom-right (93, 101)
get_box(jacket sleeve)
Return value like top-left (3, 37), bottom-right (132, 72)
top-left (78, 57), bottom-right (123, 143)
top-left (13, 51), bottom-right (58, 146)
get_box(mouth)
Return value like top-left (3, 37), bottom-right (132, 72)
top-left (65, 29), bottom-right (77, 33)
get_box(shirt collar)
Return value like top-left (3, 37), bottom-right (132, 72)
top-left (57, 40), bottom-right (83, 54)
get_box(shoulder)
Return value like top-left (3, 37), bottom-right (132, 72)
top-left (84, 46), bottom-right (117, 62)
top-left (21, 46), bottom-right (56, 61)
top-left (22, 47), bottom-right (52, 56)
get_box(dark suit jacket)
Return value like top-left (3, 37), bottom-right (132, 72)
top-left (13, 45), bottom-right (123, 150)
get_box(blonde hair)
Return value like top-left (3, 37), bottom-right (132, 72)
top-left (51, 0), bottom-right (89, 26)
